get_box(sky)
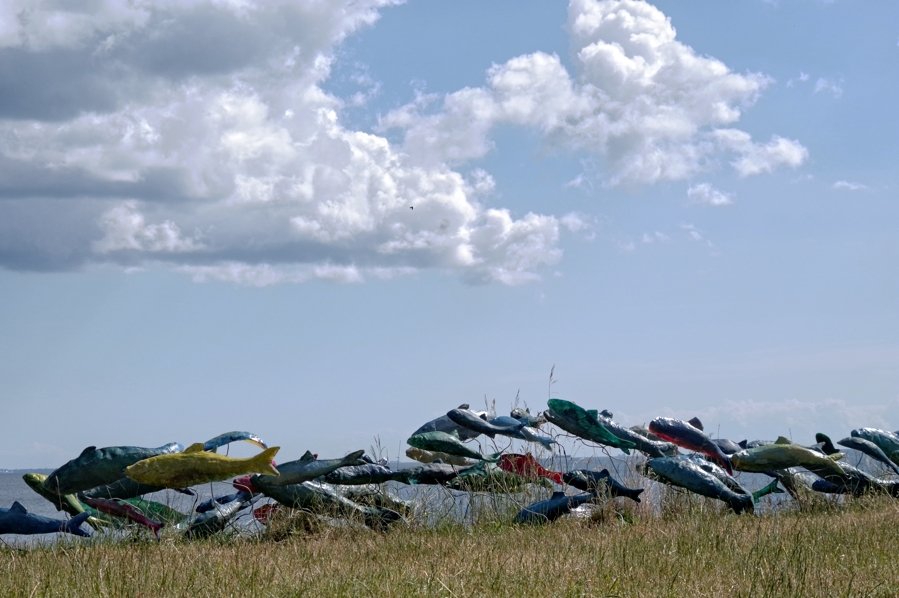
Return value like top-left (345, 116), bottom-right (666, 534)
top-left (1, 0), bottom-right (897, 469)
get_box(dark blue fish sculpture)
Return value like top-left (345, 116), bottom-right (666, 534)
top-left (0, 501), bottom-right (92, 537)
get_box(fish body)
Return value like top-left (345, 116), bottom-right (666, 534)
top-left (679, 454), bottom-right (783, 503)
top-left (407, 431), bottom-right (497, 462)
top-left (649, 417), bottom-right (732, 474)
top-left (79, 496), bottom-right (163, 538)
top-left (23, 472), bottom-right (88, 516)
top-left (544, 399), bottom-right (635, 452)
top-left (596, 412), bottom-right (677, 458)
top-left (645, 457), bottom-right (753, 514)
top-left (498, 453), bottom-right (564, 485)
top-left (260, 480), bottom-right (401, 530)
top-left (447, 408), bottom-right (524, 439)
top-left (448, 462), bottom-right (542, 493)
top-left (489, 416), bottom-right (556, 449)
top-left (43, 442), bottom-right (183, 496)
top-left (404, 447), bottom-right (476, 467)
top-left (124, 444), bottom-right (280, 488)
top-left (850, 428), bottom-right (899, 466)
top-left (411, 405), bottom-right (484, 441)
top-left (184, 493), bottom-right (252, 539)
top-left (730, 437), bottom-right (844, 477)
top-left (837, 437), bottom-right (899, 475)
top-left (203, 431), bottom-right (268, 452)
top-left (0, 501), bottom-right (92, 537)
top-left (561, 468), bottom-right (644, 503)
top-left (712, 438), bottom-right (744, 456)
top-left (322, 463), bottom-right (406, 485)
top-left (401, 463), bottom-right (467, 485)
top-left (259, 450), bottom-right (366, 487)
top-left (514, 490), bottom-right (598, 524)
top-left (510, 407), bottom-right (546, 428)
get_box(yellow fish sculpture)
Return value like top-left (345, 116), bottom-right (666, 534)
top-left (124, 443), bottom-right (280, 488)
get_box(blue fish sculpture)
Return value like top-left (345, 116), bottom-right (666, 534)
top-left (0, 501), bottom-right (92, 537)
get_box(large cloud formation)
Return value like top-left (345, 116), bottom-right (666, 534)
top-left (0, 0), bottom-right (805, 284)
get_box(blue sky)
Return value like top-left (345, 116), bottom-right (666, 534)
top-left (1, 0), bottom-right (897, 469)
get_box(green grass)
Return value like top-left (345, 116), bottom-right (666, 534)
top-left (3, 495), bottom-right (897, 597)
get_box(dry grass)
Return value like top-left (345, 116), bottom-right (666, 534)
top-left (3, 494), bottom-right (897, 597)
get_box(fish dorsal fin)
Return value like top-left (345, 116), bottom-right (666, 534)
top-left (346, 449), bottom-right (365, 461)
top-left (79, 446), bottom-right (97, 457)
top-left (600, 409), bottom-right (613, 419)
top-left (300, 450), bottom-right (316, 463)
top-left (688, 417), bottom-right (704, 431)
top-left (185, 443), bottom-right (206, 453)
top-left (11, 501), bottom-right (27, 513)
top-left (738, 440), bottom-right (748, 448)
top-left (587, 409), bottom-right (598, 420)
top-left (775, 436), bottom-right (792, 445)
top-left (457, 403), bottom-right (469, 409)
top-left (479, 413), bottom-right (488, 421)
top-left (551, 491), bottom-right (565, 499)
top-left (828, 452), bottom-right (844, 461)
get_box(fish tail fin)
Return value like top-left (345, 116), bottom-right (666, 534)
top-left (254, 447), bottom-right (281, 476)
top-left (732, 494), bottom-right (754, 515)
top-left (65, 512), bottom-right (92, 537)
top-left (628, 488), bottom-right (644, 503)
top-left (751, 478), bottom-right (783, 502)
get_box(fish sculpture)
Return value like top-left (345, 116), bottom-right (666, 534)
top-left (510, 407), bottom-right (546, 428)
top-left (401, 462), bottom-right (469, 486)
top-left (183, 494), bottom-right (253, 539)
top-left (770, 468), bottom-right (846, 499)
top-left (488, 416), bottom-right (556, 450)
top-left (259, 480), bottom-right (402, 530)
top-left (410, 404), bottom-right (485, 441)
top-left (837, 436), bottom-right (899, 476)
top-left (850, 428), bottom-right (899, 466)
top-left (322, 463), bottom-right (408, 486)
top-left (561, 469), bottom-right (644, 503)
top-left (712, 438), bottom-right (745, 456)
top-left (649, 417), bottom-right (733, 474)
top-left (406, 431), bottom-right (499, 462)
top-left (644, 457), bottom-right (753, 514)
top-left (255, 450), bottom-right (366, 487)
top-left (730, 437), bottom-right (844, 477)
top-left (679, 454), bottom-right (782, 503)
top-left (79, 476), bottom-right (195, 501)
top-left (202, 430), bottom-right (268, 453)
top-left (43, 442), bottom-right (184, 496)
top-left (446, 408), bottom-right (525, 439)
top-left (447, 462), bottom-right (544, 493)
top-left (79, 496), bottom-right (164, 539)
top-left (595, 411), bottom-right (677, 458)
top-left (124, 443), bottom-right (280, 488)
top-left (23, 473), bottom-right (94, 517)
top-left (514, 490), bottom-right (600, 524)
top-left (0, 501), bottom-right (92, 537)
top-left (405, 447), bottom-right (476, 467)
top-left (544, 399), bottom-right (635, 453)
top-left (498, 453), bottom-right (564, 485)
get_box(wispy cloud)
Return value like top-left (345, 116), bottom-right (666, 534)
top-left (832, 180), bottom-right (868, 191)
top-left (687, 183), bottom-right (734, 207)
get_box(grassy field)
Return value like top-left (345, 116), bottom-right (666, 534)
top-left (2, 494), bottom-right (897, 597)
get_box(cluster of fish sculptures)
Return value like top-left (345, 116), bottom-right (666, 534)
top-left (3, 400), bottom-right (898, 539)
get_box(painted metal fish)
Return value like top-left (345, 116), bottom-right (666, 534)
top-left (447, 462), bottom-right (545, 493)
top-left (322, 463), bottom-right (407, 486)
top-left (489, 416), bottom-right (556, 450)
top-left (595, 411), bottom-right (677, 458)
top-left (410, 404), bottom-right (484, 441)
top-left (406, 431), bottom-right (499, 462)
top-left (730, 437), bottom-right (844, 477)
top-left (79, 496), bottom-right (164, 539)
top-left (0, 501), bottom-right (92, 537)
top-left (850, 428), bottom-right (899, 466)
top-left (544, 399), bottom-right (635, 453)
top-left (43, 442), bottom-right (183, 496)
top-left (202, 430), bottom-right (268, 453)
top-left (837, 436), bottom-right (899, 475)
top-left (184, 493), bottom-right (253, 539)
top-left (259, 480), bottom-right (402, 530)
top-left (405, 447), bottom-right (476, 467)
top-left (257, 449), bottom-right (366, 487)
top-left (124, 443), bottom-right (280, 488)
top-left (498, 453), bottom-right (564, 485)
top-left (514, 490), bottom-right (599, 524)
top-left (561, 468), bottom-right (644, 503)
top-left (644, 457), bottom-right (753, 514)
top-left (446, 408), bottom-right (525, 439)
top-left (649, 417), bottom-right (732, 474)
